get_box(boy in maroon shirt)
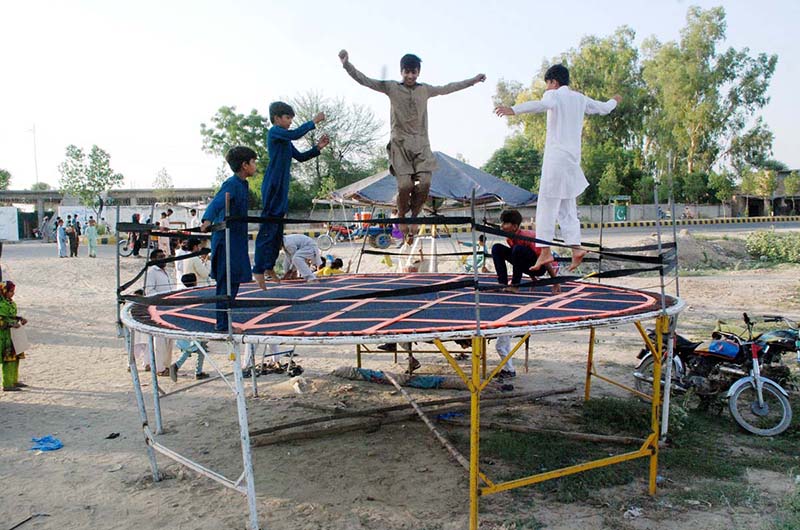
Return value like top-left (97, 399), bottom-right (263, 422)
top-left (491, 210), bottom-right (558, 292)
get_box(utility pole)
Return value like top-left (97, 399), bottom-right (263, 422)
top-left (29, 124), bottom-right (40, 185)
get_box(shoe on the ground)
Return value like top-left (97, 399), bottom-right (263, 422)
top-left (405, 357), bottom-right (421, 374)
top-left (2, 386), bottom-right (21, 391)
top-left (14, 382), bottom-right (28, 388)
top-left (144, 365), bottom-right (151, 372)
top-left (195, 372), bottom-right (210, 380)
top-left (498, 369), bottom-right (516, 379)
top-left (157, 369), bottom-right (170, 377)
top-left (169, 363), bottom-right (178, 382)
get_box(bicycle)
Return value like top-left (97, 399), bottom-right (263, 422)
top-left (316, 223), bottom-right (353, 251)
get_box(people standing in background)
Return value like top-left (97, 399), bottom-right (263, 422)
top-left (57, 219), bottom-right (68, 258)
top-left (66, 224), bottom-right (78, 257)
top-left (180, 238), bottom-right (211, 288)
top-left (85, 218), bottom-right (98, 258)
top-left (143, 249), bottom-right (174, 375)
top-left (158, 212), bottom-right (171, 256)
top-left (188, 208), bottom-right (200, 229)
top-left (0, 281), bottom-right (28, 391)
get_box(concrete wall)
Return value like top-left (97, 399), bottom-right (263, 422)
top-left (0, 207), bottom-right (20, 241)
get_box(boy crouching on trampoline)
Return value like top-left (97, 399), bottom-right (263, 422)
top-left (492, 209), bottom-right (559, 293)
top-left (282, 234), bottom-right (323, 282)
top-left (253, 101), bottom-right (330, 290)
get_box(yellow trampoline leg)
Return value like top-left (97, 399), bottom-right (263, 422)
top-left (469, 335), bottom-right (482, 530)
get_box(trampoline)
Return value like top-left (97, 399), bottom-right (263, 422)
top-left (123, 273), bottom-right (681, 344)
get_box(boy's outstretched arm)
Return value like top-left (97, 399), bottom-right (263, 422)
top-left (271, 113), bottom-right (325, 142)
top-left (585, 94), bottom-right (621, 115)
top-left (428, 74), bottom-right (486, 97)
top-left (496, 92), bottom-right (556, 116)
top-left (291, 134), bottom-right (329, 163)
top-left (339, 49), bottom-right (389, 94)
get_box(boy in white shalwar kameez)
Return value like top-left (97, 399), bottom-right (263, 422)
top-left (495, 64), bottom-right (621, 272)
top-left (281, 234), bottom-right (322, 282)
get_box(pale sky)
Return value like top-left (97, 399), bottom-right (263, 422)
top-left (1, 0), bottom-right (797, 190)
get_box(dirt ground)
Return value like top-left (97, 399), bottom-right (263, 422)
top-left (1, 228), bottom-right (798, 530)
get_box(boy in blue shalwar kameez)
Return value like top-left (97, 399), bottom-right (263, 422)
top-left (201, 146), bottom-right (258, 332)
top-left (253, 101), bottom-right (330, 289)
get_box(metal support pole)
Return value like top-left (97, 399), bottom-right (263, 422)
top-left (356, 344), bottom-right (362, 368)
top-left (661, 318), bottom-right (676, 437)
top-left (231, 343), bottom-right (260, 530)
top-left (127, 327), bottom-right (160, 481)
top-left (147, 335), bottom-right (164, 434)
top-left (225, 193), bottom-right (234, 341)
top-left (584, 327), bottom-right (596, 401)
top-left (115, 202), bottom-right (122, 337)
top-left (248, 344), bottom-right (258, 398)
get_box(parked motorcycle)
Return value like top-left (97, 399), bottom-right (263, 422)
top-left (633, 315), bottom-right (793, 436)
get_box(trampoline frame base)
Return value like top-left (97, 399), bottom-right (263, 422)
top-left (125, 312), bottom-right (670, 530)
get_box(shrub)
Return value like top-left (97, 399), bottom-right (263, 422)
top-left (744, 230), bottom-right (800, 263)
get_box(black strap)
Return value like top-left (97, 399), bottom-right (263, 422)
top-left (361, 249), bottom-right (475, 257)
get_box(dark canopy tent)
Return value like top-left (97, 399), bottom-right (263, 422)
top-left (325, 152), bottom-right (537, 208)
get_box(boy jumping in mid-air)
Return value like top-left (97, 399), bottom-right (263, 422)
top-left (253, 102), bottom-right (330, 290)
top-left (339, 49), bottom-right (485, 237)
top-left (491, 209), bottom-right (558, 293)
top-left (495, 64), bottom-right (620, 271)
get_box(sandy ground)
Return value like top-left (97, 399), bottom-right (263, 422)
top-left (1, 229), bottom-right (798, 530)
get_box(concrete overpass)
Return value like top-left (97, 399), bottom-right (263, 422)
top-left (0, 188), bottom-right (215, 219)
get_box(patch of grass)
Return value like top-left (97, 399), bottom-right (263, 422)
top-left (479, 430), bottom-right (643, 502)
top-left (666, 480), bottom-right (763, 508)
top-left (581, 397), bottom-right (651, 435)
top-left (770, 488), bottom-right (800, 530)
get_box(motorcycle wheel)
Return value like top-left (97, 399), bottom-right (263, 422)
top-left (316, 234), bottom-right (333, 251)
top-left (633, 355), bottom-right (682, 398)
top-left (118, 239), bottom-right (133, 257)
top-left (728, 380), bottom-right (792, 436)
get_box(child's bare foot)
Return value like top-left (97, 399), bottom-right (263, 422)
top-left (568, 249), bottom-right (587, 271)
top-left (265, 269), bottom-right (281, 283)
top-left (531, 248), bottom-right (555, 271)
top-left (253, 273), bottom-right (266, 290)
top-left (551, 284), bottom-right (562, 295)
top-left (504, 284), bottom-right (520, 293)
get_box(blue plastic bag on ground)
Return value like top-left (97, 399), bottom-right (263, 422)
top-left (30, 435), bottom-right (63, 451)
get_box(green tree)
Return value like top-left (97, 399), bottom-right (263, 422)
top-left (597, 164), bottom-right (622, 200)
top-left (0, 169), bottom-right (10, 190)
top-left (641, 6), bottom-right (777, 175)
top-left (30, 182), bottom-right (52, 191)
top-left (680, 172), bottom-right (710, 204)
top-left (782, 172), bottom-right (800, 214)
top-left (708, 171), bottom-right (735, 216)
top-left (58, 145), bottom-right (124, 214)
top-left (756, 169), bottom-right (779, 215)
top-left (286, 91), bottom-right (383, 192)
top-left (482, 134), bottom-right (541, 192)
top-left (201, 106), bottom-right (269, 203)
top-left (153, 167), bottom-right (174, 203)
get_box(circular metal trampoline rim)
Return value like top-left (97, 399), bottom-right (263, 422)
top-left (121, 297), bottom-right (686, 346)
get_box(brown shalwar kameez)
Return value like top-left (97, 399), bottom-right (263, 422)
top-left (343, 61), bottom-right (475, 216)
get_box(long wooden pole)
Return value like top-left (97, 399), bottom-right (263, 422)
top-left (383, 371), bottom-right (471, 471)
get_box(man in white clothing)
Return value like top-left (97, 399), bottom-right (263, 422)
top-left (282, 234), bottom-right (322, 281)
top-left (188, 208), bottom-right (201, 229)
top-left (495, 64), bottom-right (621, 271)
top-left (143, 249), bottom-right (174, 375)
